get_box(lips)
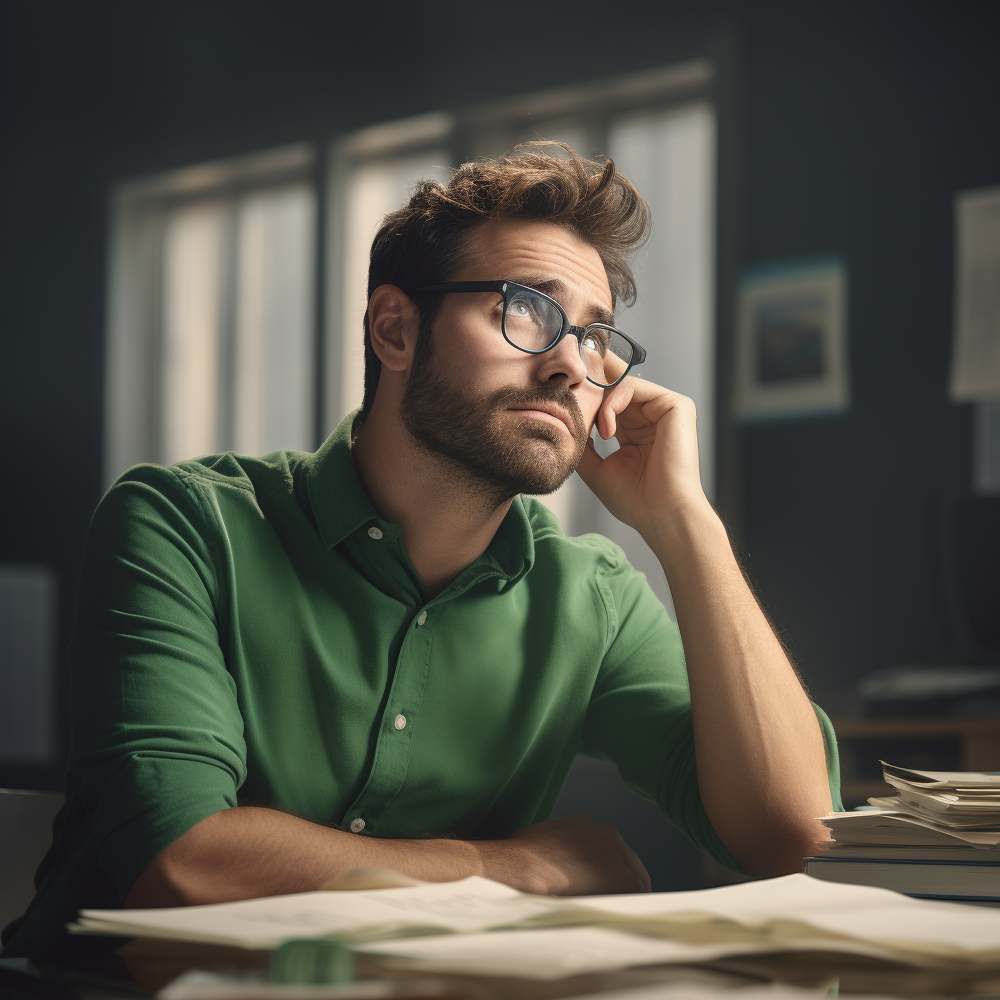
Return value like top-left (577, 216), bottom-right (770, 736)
top-left (510, 405), bottom-right (573, 436)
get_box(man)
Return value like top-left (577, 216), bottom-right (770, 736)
top-left (3, 143), bottom-right (841, 957)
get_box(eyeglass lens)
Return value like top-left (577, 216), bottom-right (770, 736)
top-left (503, 287), bottom-right (632, 387)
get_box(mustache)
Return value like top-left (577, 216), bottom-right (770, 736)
top-left (499, 390), bottom-right (582, 433)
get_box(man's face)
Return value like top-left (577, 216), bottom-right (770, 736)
top-left (399, 219), bottom-right (612, 501)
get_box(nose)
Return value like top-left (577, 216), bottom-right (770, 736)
top-left (534, 326), bottom-right (590, 387)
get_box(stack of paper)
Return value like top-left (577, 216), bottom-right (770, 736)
top-left (70, 870), bottom-right (1000, 979)
top-left (809, 762), bottom-right (1000, 901)
top-left (872, 761), bottom-right (1000, 828)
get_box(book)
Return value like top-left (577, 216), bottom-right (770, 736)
top-left (804, 855), bottom-right (1000, 902)
top-left (812, 762), bottom-right (1000, 905)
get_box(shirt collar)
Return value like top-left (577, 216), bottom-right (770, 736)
top-left (305, 408), bottom-right (535, 586)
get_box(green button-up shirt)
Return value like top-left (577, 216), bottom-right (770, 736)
top-left (4, 409), bottom-right (842, 956)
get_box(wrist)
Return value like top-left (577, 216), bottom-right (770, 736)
top-left (434, 835), bottom-right (490, 881)
top-left (473, 838), bottom-right (547, 894)
top-left (643, 494), bottom-right (723, 560)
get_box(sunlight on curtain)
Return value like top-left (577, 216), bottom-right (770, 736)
top-left (234, 185), bottom-right (315, 455)
top-left (338, 153), bottom-right (451, 420)
top-left (573, 102), bottom-right (715, 616)
top-left (106, 147), bottom-right (315, 485)
top-left (162, 201), bottom-right (224, 464)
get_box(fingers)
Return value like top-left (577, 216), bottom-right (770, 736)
top-left (616, 834), bottom-right (652, 893)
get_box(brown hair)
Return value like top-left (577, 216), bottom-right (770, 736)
top-left (359, 141), bottom-right (651, 421)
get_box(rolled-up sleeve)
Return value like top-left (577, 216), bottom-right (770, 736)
top-left (76, 465), bottom-right (247, 897)
top-left (3, 465), bottom-right (246, 955)
top-left (581, 547), bottom-right (842, 875)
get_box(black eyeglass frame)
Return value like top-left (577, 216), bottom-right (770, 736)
top-left (410, 280), bottom-right (646, 389)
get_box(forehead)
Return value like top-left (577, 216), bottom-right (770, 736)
top-left (455, 219), bottom-right (614, 313)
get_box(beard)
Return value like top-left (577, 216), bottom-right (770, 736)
top-left (399, 318), bottom-right (588, 508)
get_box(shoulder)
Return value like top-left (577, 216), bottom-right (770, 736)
top-left (105, 447), bottom-right (309, 512)
top-left (521, 496), bottom-right (631, 572)
top-left (520, 497), bottom-right (636, 581)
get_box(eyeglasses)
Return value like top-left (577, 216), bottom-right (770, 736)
top-left (410, 280), bottom-right (646, 389)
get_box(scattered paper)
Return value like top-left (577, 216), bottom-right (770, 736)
top-left (881, 762), bottom-right (1000, 790)
top-left (74, 872), bottom-right (1000, 973)
top-left (560, 984), bottom-right (854, 1000)
top-left (824, 808), bottom-right (1000, 847)
top-left (358, 924), bottom-right (891, 981)
top-left (75, 877), bottom-right (554, 950)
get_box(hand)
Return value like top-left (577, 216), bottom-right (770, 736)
top-left (478, 816), bottom-right (651, 896)
top-left (576, 375), bottom-right (710, 540)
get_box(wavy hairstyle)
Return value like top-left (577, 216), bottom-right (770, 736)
top-left (359, 141), bottom-right (651, 421)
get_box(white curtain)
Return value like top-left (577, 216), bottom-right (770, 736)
top-left (106, 178), bottom-right (316, 483)
top-left (330, 150), bottom-right (451, 424)
top-left (569, 103), bottom-right (716, 617)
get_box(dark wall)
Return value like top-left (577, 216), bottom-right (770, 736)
top-left (739, 6), bottom-right (999, 713)
top-left (2, 1), bottom-right (998, 787)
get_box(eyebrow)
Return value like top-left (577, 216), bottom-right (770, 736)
top-left (510, 275), bottom-right (616, 327)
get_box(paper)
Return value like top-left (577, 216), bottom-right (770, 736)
top-left (74, 872), bottom-right (1000, 972)
top-left (949, 186), bottom-right (1000, 401)
top-left (159, 971), bottom-right (446, 999)
top-left (75, 877), bottom-right (554, 950)
top-left (821, 808), bottom-right (1000, 847)
top-left (541, 875), bottom-right (1000, 967)
top-left (357, 924), bottom-right (888, 981)
top-left (360, 926), bottom-right (768, 980)
top-left (881, 762), bottom-right (1000, 790)
top-left (871, 794), bottom-right (1000, 829)
top-left (559, 985), bottom-right (852, 1000)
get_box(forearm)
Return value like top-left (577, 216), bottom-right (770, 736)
top-left (123, 809), bottom-right (652, 907)
top-left (123, 806), bottom-right (484, 907)
top-left (646, 500), bottom-right (832, 875)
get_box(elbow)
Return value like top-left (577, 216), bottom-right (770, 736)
top-left (729, 821), bottom-right (831, 879)
top-left (123, 813), bottom-right (228, 908)
top-left (123, 849), bottom-right (194, 908)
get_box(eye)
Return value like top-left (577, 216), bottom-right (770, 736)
top-left (582, 331), bottom-right (609, 355)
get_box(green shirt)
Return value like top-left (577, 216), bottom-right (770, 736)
top-left (4, 409), bottom-right (842, 957)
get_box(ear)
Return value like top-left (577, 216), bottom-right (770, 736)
top-left (367, 285), bottom-right (421, 373)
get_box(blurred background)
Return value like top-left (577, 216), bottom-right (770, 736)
top-left (2, 0), bottom-right (998, 891)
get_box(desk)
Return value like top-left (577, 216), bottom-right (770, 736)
top-left (5, 937), bottom-right (1000, 999)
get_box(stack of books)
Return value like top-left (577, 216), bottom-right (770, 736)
top-left (807, 761), bottom-right (1000, 903)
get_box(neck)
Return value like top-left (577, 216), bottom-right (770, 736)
top-left (351, 404), bottom-right (513, 600)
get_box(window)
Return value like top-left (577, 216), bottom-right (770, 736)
top-left (105, 64), bottom-right (716, 619)
top-left (321, 63), bottom-right (715, 616)
top-left (105, 145), bottom-right (316, 486)
top-left (323, 114), bottom-right (453, 428)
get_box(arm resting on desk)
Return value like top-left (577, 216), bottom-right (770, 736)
top-left (123, 809), bottom-right (651, 906)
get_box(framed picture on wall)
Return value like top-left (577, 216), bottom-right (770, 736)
top-left (735, 257), bottom-right (850, 420)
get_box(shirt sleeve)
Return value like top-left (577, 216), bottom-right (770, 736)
top-left (580, 542), bottom-right (843, 875)
top-left (5, 464), bottom-right (247, 954)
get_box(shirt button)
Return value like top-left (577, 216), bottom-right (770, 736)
top-left (349, 817), bottom-right (366, 833)
top-left (367, 526), bottom-right (383, 540)
top-left (393, 713), bottom-right (407, 731)
top-left (416, 610), bottom-right (428, 626)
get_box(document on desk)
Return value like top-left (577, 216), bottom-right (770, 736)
top-left (357, 924), bottom-right (904, 980)
top-left (72, 877), bottom-right (555, 949)
top-left (360, 926), bottom-right (764, 979)
top-left (72, 872), bottom-right (1000, 972)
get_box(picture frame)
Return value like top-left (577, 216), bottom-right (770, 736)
top-left (734, 257), bottom-right (850, 420)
